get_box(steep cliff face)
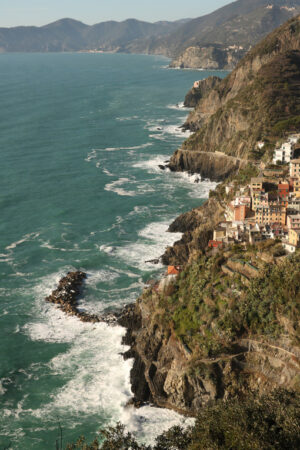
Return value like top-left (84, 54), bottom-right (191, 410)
top-left (170, 46), bottom-right (245, 70)
top-left (168, 150), bottom-right (245, 181)
top-left (184, 76), bottom-right (222, 108)
top-left (162, 196), bottom-right (225, 266)
top-left (125, 251), bottom-right (300, 415)
top-left (180, 16), bottom-right (300, 162)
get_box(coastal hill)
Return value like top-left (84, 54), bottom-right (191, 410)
top-left (169, 14), bottom-right (300, 179)
top-left (1, 0), bottom-right (300, 73)
top-left (125, 0), bottom-right (300, 69)
top-left (0, 18), bottom-right (189, 53)
top-left (117, 17), bottom-right (300, 420)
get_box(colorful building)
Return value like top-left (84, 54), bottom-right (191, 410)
top-left (255, 205), bottom-right (286, 225)
top-left (289, 229), bottom-right (300, 247)
top-left (287, 214), bottom-right (300, 230)
top-left (278, 182), bottom-right (289, 199)
top-left (251, 177), bottom-right (264, 191)
top-left (273, 142), bottom-right (294, 164)
top-left (234, 205), bottom-right (249, 222)
top-left (290, 159), bottom-right (300, 178)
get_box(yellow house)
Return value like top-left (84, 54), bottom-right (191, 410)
top-left (294, 178), bottom-right (300, 198)
top-left (289, 229), bottom-right (300, 247)
top-left (251, 177), bottom-right (264, 191)
top-left (255, 206), bottom-right (286, 225)
top-left (213, 227), bottom-right (226, 241)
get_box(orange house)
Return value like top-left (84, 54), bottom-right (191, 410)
top-left (167, 266), bottom-right (181, 276)
top-left (234, 205), bottom-right (248, 221)
top-left (278, 183), bottom-right (289, 199)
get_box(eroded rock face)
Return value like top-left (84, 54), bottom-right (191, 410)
top-left (162, 197), bottom-right (225, 265)
top-left (123, 289), bottom-right (300, 416)
top-left (169, 149), bottom-right (244, 182)
top-left (178, 17), bottom-right (300, 160)
top-left (184, 76), bottom-right (222, 108)
top-left (169, 46), bottom-right (245, 71)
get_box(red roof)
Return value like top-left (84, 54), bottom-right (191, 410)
top-left (208, 240), bottom-right (223, 248)
top-left (167, 266), bottom-right (180, 275)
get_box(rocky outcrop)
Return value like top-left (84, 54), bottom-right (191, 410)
top-left (123, 287), bottom-right (300, 415)
top-left (184, 76), bottom-right (222, 108)
top-left (169, 149), bottom-right (245, 181)
top-left (162, 197), bottom-right (225, 265)
top-left (170, 46), bottom-right (245, 70)
top-left (45, 271), bottom-right (117, 324)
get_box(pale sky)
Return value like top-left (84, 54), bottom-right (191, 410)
top-left (1, 0), bottom-right (233, 27)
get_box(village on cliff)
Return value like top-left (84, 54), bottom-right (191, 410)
top-left (208, 134), bottom-right (300, 254)
top-left (166, 133), bottom-right (300, 279)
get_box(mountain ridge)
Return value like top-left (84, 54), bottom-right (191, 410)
top-left (1, 0), bottom-right (299, 71)
top-left (0, 17), bottom-right (190, 53)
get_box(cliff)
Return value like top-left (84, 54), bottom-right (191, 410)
top-left (170, 46), bottom-right (245, 70)
top-left (121, 19), bottom-right (300, 416)
top-left (150, 0), bottom-right (300, 69)
top-left (184, 76), bottom-right (222, 108)
top-left (169, 15), bottom-right (300, 176)
top-left (124, 249), bottom-right (300, 415)
top-left (168, 150), bottom-right (246, 181)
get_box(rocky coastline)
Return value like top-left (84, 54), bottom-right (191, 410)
top-left (168, 149), bottom-right (245, 182)
top-left (45, 16), bottom-right (300, 420)
top-left (45, 271), bottom-right (118, 325)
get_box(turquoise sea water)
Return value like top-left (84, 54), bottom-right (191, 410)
top-left (0, 53), bottom-right (225, 449)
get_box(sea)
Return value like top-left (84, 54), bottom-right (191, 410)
top-left (0, 53), bottom-right (226, 449)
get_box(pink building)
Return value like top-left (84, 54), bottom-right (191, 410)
top-left (287, 214), bottom-right (300, 230)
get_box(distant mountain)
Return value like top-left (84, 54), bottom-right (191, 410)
top-left (131, 0), bottom-right (300, 69)
top-left (0, 18), bottom-right (190, 53)
top-left (1, 1), bottom-right (299, 71)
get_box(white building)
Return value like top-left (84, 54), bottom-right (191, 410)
top-left (288, 134), bottom-right (300, 145)
top-left (273, 141), bottom-right (294, 164)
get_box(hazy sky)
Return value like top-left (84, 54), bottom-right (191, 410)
top-left (1, 0), bottom-right (233, 27)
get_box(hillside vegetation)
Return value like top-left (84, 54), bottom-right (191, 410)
top-left (143, 0), bottom-right (300, 69)
top-left (181, 15), bottom-right (300, 159)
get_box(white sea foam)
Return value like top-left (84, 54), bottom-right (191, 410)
top-left (0, 379), bottom-right (7, 396)
top-left (25, 278), bottom-right (192, 444)
top-left (104, 143), bottom-right (152, 152)
top-left (5, 232), bottom-right (40, 251)
top-left (128, 205), bottom-right (150, 216)
top-left (116, 115), bottom-right (139, 121)
top-left (85, 149), bottom-right (97, 162)
top-left (103, 167), bottom-right (114, 176)
top-left (133, 155), bottom-right (169, 173)
top-left (18, 246), bottom-right (194, 445)
top-left (167, 101), bottom-right (190, 110)
top-left (86, 269), bottom-right (120, 287)
top-left (104, 178), bottom-right (137, 197)
top-left (151, 124), bottom-right (192, 140)
top-left (99, 244), bottom-right (115, 254)
top-left (40, 241), bottom-right (91, 252)
top-left (115, 221), bottom-right (182, 270)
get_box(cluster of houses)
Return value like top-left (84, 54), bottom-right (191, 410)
top-left (209, 134), bottom-right (300, 254)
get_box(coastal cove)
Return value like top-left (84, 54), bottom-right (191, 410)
top-left (0, 53), bottom-right (226, 449)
